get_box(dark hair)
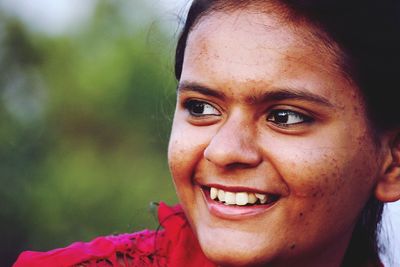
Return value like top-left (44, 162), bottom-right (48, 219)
top-left (174, 0), bottom-right (400, 266)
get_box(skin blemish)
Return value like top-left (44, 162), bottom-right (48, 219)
top-left (169, 6), bottom-right (389, 267)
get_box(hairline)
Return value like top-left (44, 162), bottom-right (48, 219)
top-left (186, 1), bottom-right (357, 86)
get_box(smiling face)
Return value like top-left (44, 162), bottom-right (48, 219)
top-left (168, 7), bottom-right (385, 267)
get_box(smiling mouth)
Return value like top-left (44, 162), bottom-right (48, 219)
top-left (203, 186), bottom-right (280, 206)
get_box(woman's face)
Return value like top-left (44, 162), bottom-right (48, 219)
top-left (168, 9), bottom-right (384, 267)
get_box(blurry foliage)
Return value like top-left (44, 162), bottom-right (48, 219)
top-left (0, 1), bottom-right (179, 265)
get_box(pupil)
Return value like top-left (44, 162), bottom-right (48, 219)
top-left (276, 111), bottom-right (288, 123)
top-left (193, 103), bottom-right (204, 114)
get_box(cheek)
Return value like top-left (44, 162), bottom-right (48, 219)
top-left (269, 140), bottom-right (378, 243)
top-left (168, 130), bottom-right (190, 184)
top-left (168, 117), bottom-right (209, 187)
top-left (268, 133), bottom-right (378, 201)
top-left (282, 149), bottom-right (346, 198)
top-left (168, 128), bottom-right (193, 204)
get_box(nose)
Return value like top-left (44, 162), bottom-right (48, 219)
top-left (204, 115), bottom-right (262, 169)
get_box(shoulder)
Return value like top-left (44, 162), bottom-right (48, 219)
top-left (13, 229), bottom-right (168, 267)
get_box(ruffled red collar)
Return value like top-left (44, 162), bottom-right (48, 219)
top-left (13, 202), bottom-right (216, 267)
top-left (158, 202), bottom-right (215, 267)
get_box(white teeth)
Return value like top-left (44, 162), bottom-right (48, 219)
top-left (209, 187), bottom-right (276, 206)
top-left (210, 187), bottom-right (218, 200)
top-left (217, 190), bottom-right (225, 202)
top-left (235, 192), bottom-right (248, 206)
top-left (225, 192), bottom-right (236, 205)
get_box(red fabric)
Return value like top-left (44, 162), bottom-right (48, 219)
top-left (13, 202), bottom-right (216, 267)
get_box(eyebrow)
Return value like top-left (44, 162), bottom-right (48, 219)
top-left (177, 81), bottom-right (335, 107)
top-left (178, 82), bottom-right (226, 99)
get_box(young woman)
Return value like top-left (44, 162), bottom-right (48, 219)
top-left (14, 0), bottom-right (400, 266)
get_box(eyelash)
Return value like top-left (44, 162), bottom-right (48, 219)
top-left (183, 99), bottom-right (313, 127)
top-left (266, 109), bottom-right (313, 126)
top-left (183, 99), bottom-right (221, 117)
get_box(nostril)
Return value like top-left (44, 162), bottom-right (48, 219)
top-left (203, 118), bottom-right (262, 168)
top-left (225, 162), bottom-right (258, 170)
top-left (204, 145), bottom-right (262, 168)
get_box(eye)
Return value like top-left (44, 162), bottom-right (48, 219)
top-left (267, 109), bottom-right (312, 126)
top-left (184, 100), bottom-right (220, 117)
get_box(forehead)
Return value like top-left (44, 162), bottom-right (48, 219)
top-left (182, 9), bottom-right (355, 102)
top-left (185, 10), bottom-right (297, 78)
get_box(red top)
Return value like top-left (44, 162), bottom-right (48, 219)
top-left (13, 203), bottom-right (216, 267)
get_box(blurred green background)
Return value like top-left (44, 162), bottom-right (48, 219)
top-left (0, 0), bottom-right (184, 265)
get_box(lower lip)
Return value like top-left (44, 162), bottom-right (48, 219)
top-left (201, 188), bottom-right (278, 220)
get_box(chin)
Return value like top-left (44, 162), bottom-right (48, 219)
top-left (202, 249), bottom-right (270, 267)
top-left (195, 226), bottom-right (277, 267)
